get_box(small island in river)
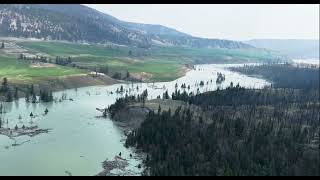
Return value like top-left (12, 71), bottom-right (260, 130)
top-left (0, 125), bottom-right (51, 138)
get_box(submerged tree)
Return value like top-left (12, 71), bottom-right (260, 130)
top-left (5, 90), bottom-right (13, 102)
top-left (31, 93), bottom-right (37, 103)
top-left (39, 90), bottom-right (53, 102)
top-left (0, 77), bottom-right (9, 92)
top-left (126, 70), bottom-right (130, 79)
top-left (14, 87), bottom-right (19, 100)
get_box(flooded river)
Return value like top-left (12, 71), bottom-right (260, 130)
top-left (0, 63), bottom-right (270, 176)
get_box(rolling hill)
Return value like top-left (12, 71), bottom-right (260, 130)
top-left (0, 4), bottom-right (290, 86)
top-left (0, 4), bottom-right (252, 49)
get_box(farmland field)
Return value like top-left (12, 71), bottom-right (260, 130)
top-left (15, 40), bottom-right (287, 82)
top-left (0, 40), bottom-right (289, 83)
top-left (0, 56), bottom-right (85, 82)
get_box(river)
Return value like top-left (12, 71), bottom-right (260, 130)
top-left (0, 63), bottom-right (270, 176)
top-left (292, 59), bottom-right (319, 66)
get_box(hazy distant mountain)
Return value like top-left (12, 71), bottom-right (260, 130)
top-left (0, 4), bottom-right (252, 49)
top-left (245, 39), bottom-right (319, 59)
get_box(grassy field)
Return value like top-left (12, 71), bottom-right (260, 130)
top-left (17, 41), bottom-right (133, 57)
top-left (13, 40), bottom-right (287, 82)
top-left (72, 57), bottom-right (184, 82)
top-left (18, 41), bottom-right (284, 62)
top-left (16, 41), bottom-right (189, 81)
top-left (0, 56), bottom-right (85, 82)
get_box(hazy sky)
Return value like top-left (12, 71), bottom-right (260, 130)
top-left (85, 4), bottom-right (319, 41)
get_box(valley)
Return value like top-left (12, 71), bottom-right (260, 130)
top-left (0, 3), bottom-right (318, 177)
top-left (0, 63), bottom-right (270, 176)
top-left (0, 37), bottom-right (287, 91)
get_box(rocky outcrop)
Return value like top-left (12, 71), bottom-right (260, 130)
top-left (112, 105), bottom-right (150, 131)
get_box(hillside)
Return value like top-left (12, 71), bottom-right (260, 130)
top-left (115, 64), bottom-right (319, 176)
top-left (245, 39), bottom-right (319, 59)
top-left (0, 4), bottom-right (251, 49)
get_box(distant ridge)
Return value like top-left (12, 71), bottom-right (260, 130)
top-left (245, 39), bottom-right (319, 59)
top-left (0, 4), bottom-right (252, 49)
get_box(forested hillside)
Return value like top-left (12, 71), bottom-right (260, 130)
top-left (120, 64), bottom-right (320, 176)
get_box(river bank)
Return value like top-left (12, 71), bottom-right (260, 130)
top-left (0, 64), bottom-right (193, 102)
top-left (0, 73), bottom-right (119, 101)
top-left (111, 99), bottom-right (200, 132)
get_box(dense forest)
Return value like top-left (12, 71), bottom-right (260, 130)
top-left (123, 64), bottom-right (319, 176)
top-left (229, 64), bottom-right (319, 89)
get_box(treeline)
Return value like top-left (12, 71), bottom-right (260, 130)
top-left (126, 86), bottom-right (319, 176)
top-left (0, 78), bottom-right (53, 103)
top-left (123, 64), bottom-right (320, 176)
top-left (19, 54), bottom-right (49, 62)
top-left (18, 52), bottom-right (138, 82)
top-left (229, 64), bottom-right (319, 90)
top-left (85, 64), bottom-right (135, 81)
top-left (25, 84), bottom-right (54, 103)
top-left (93, 64), bottom-right (147, 83)
top-left (19, 54), bottom-right (73, 66)
top-left (173, 85), bottom-right (319, 109)
top-left (108, 89), bottom-right (148, 118)
top-left (55, 56), bottom-right (72, 66)
top-left (0, 78), bottom-right (18, 102)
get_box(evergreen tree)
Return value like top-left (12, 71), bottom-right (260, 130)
top-left (19, 53), bottom-right (24, 59)
top-left (25, 92), bottom-right (30, 103)
top-left (32, 93), bottom-right (37, 103)
top-left (163, 90), bottom-right (170, 99)
top-left (0, 77), bottom-right (9, 92)
top-left (14, 87), bottom-right (18, 100)
top-left (30, 84), bottom-right (34, 95)
top-left (39, 89), bottom-right (54, 102)
top-left (126, 70), bottom-right (130, 79)
top-left (5, 89), bottom-right (13, 102)
top-left (158, 105), bottom-right (162, 114)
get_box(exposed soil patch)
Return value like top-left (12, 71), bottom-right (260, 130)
top-left (111, 99), bottom-right (201, 133)
top-left (130, 72), bottom-right (153, 82)
top-left (112, 106), bottom-right (151, 131)
top-left (179, 64), bottom-right (192, 75)
top-left (55, 74), bottom-right (119, 90)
